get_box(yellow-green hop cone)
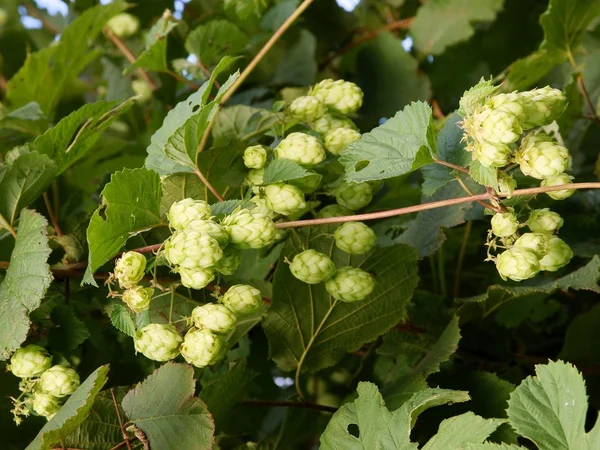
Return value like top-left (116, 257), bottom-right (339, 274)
top-left (114, 251), bottom-right (146, 289)
top-left (496, 247), bottom-right (540, 281)
top-left (274, 132), bottom-right (326, 166)
top-left (178, 266), bottom-right (215, 290)
top-left (132, 80), bottom-right (153, 103)
top-left (466, 106), bottom-right (522, 144)
top-left (249, 195), bottom-right (277, 218)
top-left (263, 183), bottom-right (307, 216)
top-left (134, 324), bottom-right (182, 362)
top-left (168, 198), bottom-right (212, 230)
top-left (335, 182), bottom-right (373, 211)
top-left (289, 95), bottom-right (328, 122)
top-left (317, 204), bottom-right (353, 218)
top-left (39, 366), bottom-right (80, 398)
top-left (180, 328), bottom-right (226, 368)
top-left (490, 211), bottom-right (519, 237)
top-left (289, 250), bottom-right (336, 284)
top-left (122, 286), bottom-right (153, 313)
top-left (309, 79), bottom-right (363, 114)
top-left (498, 174), bottom-right (517, 198)
top-left (527, 208), bottom-right (563, 233)
top-left (515, 87), bottom-right (567, 129)
top-left (221, 209), bottom-right (276, 249)
top-left (334, 222), bottom-right (376, 255)
top-left (246, 168), bottom-right (265, 193)
top-left (186, 219), bottom-right (230, 246)
top-left (515, 134), bottom-right (570, 180)
top-left (191, 304), bottom-right (237, 334)
top-left (311, 113), bottom-right (357, 134)
top-left (324, 127), bottom-right (361, 155)
top-left (165, 230), bottom-right (223, 269)
top-left (325, 266), bottom-right (375, 302)
top-left (215, 247), bottom-right (242, 276)
top-left (539, 236), bottom-right (573, 272)
top-left (221, 284), bottom-right (263, 316)
top-left (513, 232), bottom-right (550, 258)
top-left (9, 345), bottom-right (52, 378)
top-left (31, 392), bottom-right (61, 419)
top-left (106, 13), bottom-right (140, 38)
top-left (243, 145), bottom-right (268, 170)
top-left (471, 141), bottom-right (512, 168)
top-left (541, 173), bottom-right (575, 200)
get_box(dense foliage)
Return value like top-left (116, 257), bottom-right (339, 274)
top-left (1, 0), bottom-right (600, 449)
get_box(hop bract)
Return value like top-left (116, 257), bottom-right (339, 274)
top-left (168, 198), bottom-right (212, 231)
top-left (324, 127), bottom-right (361, 155)
top-left (243, 145), bottom-right (268, 170)
top-left (246, 168), bottom-right (265, 191)
top-left (186, 219), bottom-right (230, 246)
top-left (215, 247), bottom-right (242, 275)
top-left (514, 232), bottom-right (549, 258)
top-left (539, 236), bottom-right (573, 271)
top-left (39, 366), bottom-right (80, 398)
top-left (311, 114), bottom-right (357, 134)
top-left (467, 106), bottom-right (522, 145)
top-left (515, 87), bottom-right (567, 129)
top-left (31, 392), bottom-right (60, 419)
top-left (289, 95), bottom-right (328, 122)
top-left (498, 174), bottom-right (517, 198)
top-left (335, 182), bottom-right (373, 211)
top-left (134, 324), bottom-right (182, 362)
top-left (496, 247), bottom-right (540, 281)
top-left (9, 345), bottom-right (52, 378)
top-left (309, 79), bottom-right (363, 114)
top-left (178, 266), bottom-right (215, 290)
top-left (516, 134), bottom-right (570, 180)
top-left (122, 286), bottom-right (153, 313)
top-left (541, 173), bottom-right (575, 200)
top-left (165, 230), bottom-right (223, 269)
top-left (263, 183), bottom-right (307, 216)
top-left (180, 328), bottom-right (226, 368)
top-left (221, 284), bottom-right (263, 316)
top-left (289, 250), bottom-right (336, 284)
top-left (527, 208), bottom-right (563, 233)
top-left (325, 266), bottom-right (375, 302)
top-left (191, 303), bottom-right (237, 334)
top-left (274, 132), bottom-right (326, 166)
top-left (114, 251), bottom-right (146, 289)
top-left (471, 141), bottom-right (512, 168)
top-left (490, 211), bottom-right (519, 237)
top-left (222, 209), bottom-right (276, 249)
top-left (106, 13), bottom-right (140, 38)
top-left (317, 204), bottom-right (353, 218)
top-left (249, 195), bottom-right (276, 218)
top-left (334, 222), bottom-right (377, 255)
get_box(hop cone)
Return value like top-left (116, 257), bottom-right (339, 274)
top-left (471, 141), bottom-right (512, 168)
top-left (490, 212), bottom-right (519, 237)
top-left (335, 182), bottom-right (373, 211)
top-left (317, 204), bottom-right (353, 218)
top-left (221, 284), bottom-right (263, 316)
top-left (325, 266), bottom-right (375, 302)
top-left (311, 114), bottom-right (357, 134)
top-left (289, 250), bottom-right (336, 284)
top-left (309, 79), bottom-right (363, 114)
top-left (516, 87), bottom-right (567, 129)
top-left (514, 232), bottom-right (550, 258)
top-left (466, 106), bottom-right (521, 145)
top-left (191, 303), bottom-right (237, 334)
top-left (39, 366), bottom-right (80, 398)
top-left (134, 324), bottom-right (182, 361)
top-left (215, 247), bottom-right (242, 276)
top-left (31, 392), bottom-right (60, 419)
top-left (324, 127), bottom-right (361, 155)
top-left (289, 96), bottom-right (328, 122)
top-left (178, 266), bottom-right (215, 290)
top-left (539, 236), bottom-right (573, 272)
top-left (180, 328), bottom-right (226, 368)
top-left (222, 209), bottom-right (276, 249)
top-left (9, 345), bottom-right (52, 378)
top-left (541, 173), bottom-right (575, 200)
top-left (114, 251), bottom-right (146, 289)
top-left (122, 286), bottom-right (153, 313)
top-left (243, 145), bottom-right (268, 169)
top-left (496, 247), bottom-right (540, 281)
top-left (516, 133), bottom-right (570, 180)
top-left (106, 13), bottom-right (140, 38)
top-left (334, 222), bottom-right (377, 254)
top-left (527, 208), bottom-right (563, 233)
top-left (263, 183), bottom-right (307, 216)
top-left (164, 230), bottom-right (223, 269)
top-left (274, 132), bottom-right (326, 166)
top-left (186, 219), bottom-right (230, 246)
top-left (168, 198), bottom-right (212, 231)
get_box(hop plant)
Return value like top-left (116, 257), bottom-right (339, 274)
top-left (515, 134), bottom-right (570, 180)
top-left (134, 324), bottom-right (182, 362)
top-left (222, 209), bottom-right (276, 249)
top-left (289, 249), bottom-right (336, 284)
top-left (311, 113), bottom-right (357, 134)
top-left (246, 168), bottom-right (265, 192)
top-left (215, 247), bottom-right (242, 275)
top-left (132, 80), bottom-right (153, 103)
top-left (289, 95), bottom-right (328, 122)
top-left (263, 183), bottom-right (307, 216)
top-left (334, 222), bottom-right (377, 255)
top-left (114, 251), bottom-right (146, 289)
top-left (490, 211), bottom-right (519, 237)
top-left (243, 145), bottom-right (268, 170)
top-left (513, 232), bottom-right (549, 258)
top-left (221, 284), bottom-right (263, 316)
top-left (249, 195), bottom-right (277, 218)
top-left (191, 303), bottom-right (237, 334)
top-left (324, 127), bottom-right (361, 155)
top-left (164, 230), bottom-right (223, 269)
top-left (325, 266), bottom-right (375, 302)
top-left (178, 266), bottom-right (215, 290)
top-left (9, 345), bottom-right (52, 378)
top-left (180, 328), bottom-right (226, 368)
top-left (274, 132), bottom-right (326, 166)
top-left (309, 79), bottom-right (364, 114)
top-left (289, 173), bottom-right (323, 193)
top-left (168, 198), bottom-right (212, 231)
top-left (539, 236), bottom-right (573, 271)
top-left (186, 219), bottom-right (230, 246)
top-left (501, 87), bottom-right (567, 129)
top-left (541, 173), bottom-right (575, 200)
top-left (31, 392), bottom-right (60, 419)
top-left (317, 204), bottom-right (353, 218)
top-left (335, 182), bottom-right (373, 211)
top-left (527, 208), bottom-right (564, 233)
top-left (106, 13), bottom-right (140, 38)
top-left (122, 286), bottom-right (153, 313)
top-left (498, 174), bottom-right (517, 198)
top-left (466, 106), bottom-right (522, 145)
top-left (496, 247), bottom-right (540, 281)
top-left (471, 141), bottom-right (512, 168)
top-left (39, 366), bottom-right (80, 398)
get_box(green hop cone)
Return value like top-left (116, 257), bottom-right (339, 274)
top-left (243, 145), bottom-right (268, 170)
top-left (263, 183), bottom-right (307, 216)
top-left (249, 195), bottom-right (277, 218)
top-left (309, 79), bottom-right (364, 114)
top-left (289, 249), bottom-right (336, 284)
top-left (134, 324), bottom-right (182, 362)
top-left (114, 251), bottom-right (146, 289)
top-left (132, 80), bottom-right (153, 103)
top-left (496, 247), bottom-right (540, 281)
top-left (541, 173), bottom-right (575, 200)
top-left (222, 209), bottom-right (276, 249)
top-left (31, 392), bottom-right (61, 419)
top-left (39, 366), bottom-right (80, 398)
top-left (470, 141), bottom-right (512, 168)
top-left (498, 174), bottom-right (517, 198)
top-left (164, 230), bottom-right (223, 269)
top-left (515, 133), bottom-right (570, 180)
top-left (325, 266), bottom-right (375, 302)
top-left (186, 219), bottom-right (230, 246)
top-left (180, 328), bottom-right (226, 368)
top-left (317, 204), bottom-right (353, 218)
top-left (516, 87), bottom-right (567, 129)
top-left (168, 198), bottom-right (212, 231)
top-left (311, 113), bottom-right (357, 134)
top-left (539, 236), bottom-right (573, 272)
top-left (191, 303), bottom-right (237, 334)
top-left (106, 13), bottom-right (140, 38)
top-left (246, 168), bottom-right (265, 193)
top-left (490, 211), bottom-right (519, 237)
top-left (221, 284), bottom-right (263, 316)
top-left (122, 286), bottom-right (153, 313)
top-left (335, 182), bottom-right (373, 211)
top-left (527, 208), bottom-right (563, 233)
top-left (289, 95), bottom-right (328, 122)
top-left (9, 345), bottom-right (52, 378)
top-left (178, 266), bottom-right (215, 290)
top-left (334, 222), bottom-right (377, 255)
top-left (513, 232), bottom-right (550, 258)
top-left (466, 106), bottom-right (522, 144)
top-left (324, 127), bottom-right (361, 155)
top-left (215, 247), bottom-right (242, 275)
top-left (274, 132), bottom-right (326, 166)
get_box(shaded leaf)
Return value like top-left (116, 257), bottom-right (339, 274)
top-left (48, 305), bottom-right (91, 352)
top-left (273, 29), bottom-right (317, 86)
top-left (212, 105), bottom-right (278, 146)
top-left (262, 159), bottom-right (309, 184)
top-left (108, 304), bottom-right (136, 338)
top-left (126, 14), bottom-right (179, 74)
top-left (185, 20), bottom-right (247, 69)
top-left (469, 160), bottom-right (498, 190)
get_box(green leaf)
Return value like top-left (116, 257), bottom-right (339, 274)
top-left (263, 228), bottom-right (419, 373)
top-left (423, 412), bottom-right (505, 450)
top-left (25, 365), bottom-right (110, 450)
top-left (0, 209), bottom-right (52, 360)
top-left (48, 305), bottom-right (91, 352)
top-left (273, 29), bottom-right (317, 86)
top-left (410, 0), bottom-right (504, 55)
top-left (469, 160), bottom-right (498, 190)
top-left (340, 101), bottom-right (436, 183)
top-left (210, 199), bottom-right (252, 216)
top-left (0, 149), bottom-right (57, 227)
top-left (83, 168), bottom-right (164, 286)
top-left (507, 360), bottom-right (599, 450)
top-left (0, 102), bottom-right (48, 141)
top-left (122, 362), bottom-right (215, 450)
top-left (108, 304), bottom-right (136, 338)
top-left (126, 14), bottom-right (179, 74)
top-left (458, 78), bottom-right (499, 117)
top-left (262, 159), bottom-right (309, 184)
top-left (212, 105), bottom-right (278, 146)
top-left (465, 444), bottom-right (526, 450)
top-left (160, 173), bottom-right (208, 215)
top-left (557, 74), bottom-right (584, 136)
top-left (560, 303), bottom-right (600, 364)
top-left (196, 145), bottom-right (247, 202)
top-left (185, 20), bottom-right (247, 69)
